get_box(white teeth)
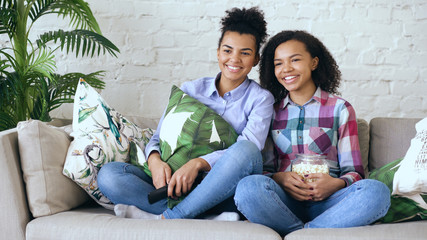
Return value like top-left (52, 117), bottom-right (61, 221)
top-left (228, 66), bottom-right (239, 70)
top-left (285, 76), bottom-right (297, 80)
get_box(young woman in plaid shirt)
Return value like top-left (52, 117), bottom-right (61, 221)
top-left (234, 30), bottom-right (390, 236)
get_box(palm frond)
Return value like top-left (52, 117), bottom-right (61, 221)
top-left (0, 110), bottom-right (17, 131)
top-left (0, 0), bottom-right (17, 37)
top-left (36, 29), bottom-right (119, 57)
top-left (0, 48), bottom-right (18, 73)
top-left (0, 75), bottom-right (12, 107)
top-left (0, 58), bottom-right (11, 75)
top-left (0, 58), bottom-right (13, 107)
top-left (25, 43), bottom-right (56, 79)
top-left (46, 71), bottom-right (104, 112)
top-left (0, 69), bottom-right (19, 131)
top-left (29, 0), bottom-right (101, 33)
top-left (29, 74), bottom-right (50, 121)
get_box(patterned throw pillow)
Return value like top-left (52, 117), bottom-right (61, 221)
top-left (63, 79), bottom-right (153, 209)
top-left (143, 85), bottom-right (238, 208)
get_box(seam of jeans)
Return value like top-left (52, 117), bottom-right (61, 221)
top-left (321, 181), bottom-right (356, 202)
top-left (365, 187), bottom-right (391, 225)
top-left (265, 178), bottom-right (302, 226)
top-left (122, 163), bottom-right (132, 173)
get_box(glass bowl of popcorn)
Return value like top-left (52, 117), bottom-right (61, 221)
top-left (291, 154), bottom-right (329, 182)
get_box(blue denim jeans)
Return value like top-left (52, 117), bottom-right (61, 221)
top-left (98, 140), bottom-right (263, 218)
top-left (234, 175), bottom-right (391, 236)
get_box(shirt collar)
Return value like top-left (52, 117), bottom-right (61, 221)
top-left (208, 72), bottom-right (250, 100)
top-left (206, 73), bottom-right (220, 97)
top-left (279, 87), bottom-right (328, 109)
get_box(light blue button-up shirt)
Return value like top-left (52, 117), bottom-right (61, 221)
top-left (145, 73), bottom-right (274, 167)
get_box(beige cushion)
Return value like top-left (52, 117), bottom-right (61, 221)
top-left (17, 120), bottom-right (89, 218)
top-left (26, 208), bottom-right (282, 240)
top-left (356, 119), bottom-right (369, 177)
top-left (285, 221), bottom-right (427, 240)
top-left (369, 117), bottom-right (421, 171)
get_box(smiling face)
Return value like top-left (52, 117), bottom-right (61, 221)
top-left (217, 31), bottom-right (259, 88)
top-left (274, 40), bottom-right (319, 105)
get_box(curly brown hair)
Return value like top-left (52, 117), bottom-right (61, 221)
top-left (218, 7), bottom-right (268, 55)
top-left (260, 30), bottom-right (341, 103)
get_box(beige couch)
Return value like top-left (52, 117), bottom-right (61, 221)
top-left (1, 116), bottom-right (426, 240)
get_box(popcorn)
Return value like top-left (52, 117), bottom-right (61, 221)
top-left (292, 163), bottom-right (329, 182)
top-left (292, 154), bottom-right (329, 182)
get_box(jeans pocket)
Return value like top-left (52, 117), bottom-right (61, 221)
top-left (308, 127), bottom-right (335, 154)
top-left (271, 129), bottom-right (293, 154)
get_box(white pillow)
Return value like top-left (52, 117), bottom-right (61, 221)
top-left (393, 117), bottom-right (427, 196)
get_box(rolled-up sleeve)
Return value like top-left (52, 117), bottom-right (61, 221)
top-left (144, 111), bottom-right (165, 159)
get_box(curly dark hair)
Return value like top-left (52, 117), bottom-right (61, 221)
top-left (260, 30), bottom-right (341, 103)
top-left (218, 7), bottom-right (268, 55)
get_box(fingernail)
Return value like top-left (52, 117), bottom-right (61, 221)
top-left (304, 174), bottom-right (309, 177)
top-left (310, 187), bottom-right (314, 190)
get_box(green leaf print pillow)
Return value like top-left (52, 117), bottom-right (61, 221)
top-left (369, 158), bottom-right (427, 223)
top-left (143, 85), bottom-right (238, 208)
top-left (63, 79), bottom-right (154, 209)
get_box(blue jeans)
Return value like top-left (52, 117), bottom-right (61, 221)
top-left (98, 140), bottom-right (263, 218)
top-left (234, 175), bottom-right (391, 236)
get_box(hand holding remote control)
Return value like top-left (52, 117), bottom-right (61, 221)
top-left (148, 172), bottom-right (204, 204)
top-left (148, 185), bottom-right (168, 204)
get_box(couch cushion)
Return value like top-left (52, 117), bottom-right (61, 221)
top-left (284, 221), bottom-right (427, 240)
top-left (356, 118), bottom-right (369, 177)
top-left (142, 85), bottom-right (238, 208)
top-left (369, 117), bottom-right (421, 171)
top-left (26, 207), bottom-right (281, 240)
top-left (63, 79), bottom-right (154, 209)
top-left (17, 120), bottom-right (89, 218)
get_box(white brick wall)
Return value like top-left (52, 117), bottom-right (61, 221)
top-left (3, 0), bottom-right (427, 121)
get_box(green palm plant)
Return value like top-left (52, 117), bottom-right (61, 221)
top-left (0, 0), bottom-right (120, 131)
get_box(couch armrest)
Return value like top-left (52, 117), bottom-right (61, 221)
top-left (0, 128), bottom-right (29, 240)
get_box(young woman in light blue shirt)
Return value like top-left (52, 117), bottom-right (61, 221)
top-left (98, 7), bottom-right (274, 220)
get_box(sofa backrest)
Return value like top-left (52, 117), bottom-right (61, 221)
top-left (0, 116), bottom-right (421, 240)
top-left (368, 117), bottom-right (421, 171)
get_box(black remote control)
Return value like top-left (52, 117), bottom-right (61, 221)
top-left (148, 185), bottom-right (168, 204)
top-left (147, 172), bottom-right (204, 204)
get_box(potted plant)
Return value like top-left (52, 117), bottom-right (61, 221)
top-left (0, 0), bottom-right (120, 131)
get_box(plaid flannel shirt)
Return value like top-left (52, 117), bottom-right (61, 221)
top-left (263, 87), bottom-right (364, 186)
